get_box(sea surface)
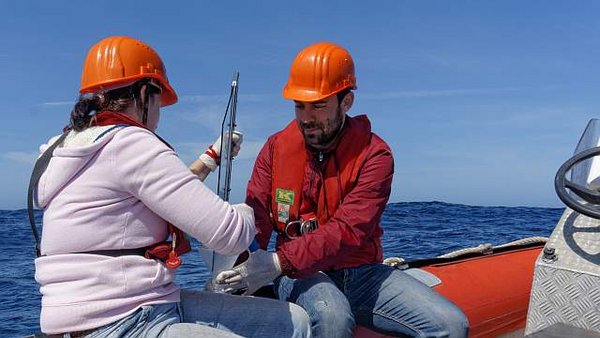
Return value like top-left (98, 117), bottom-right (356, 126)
top-left (0, 202), bottom-right (564, 337)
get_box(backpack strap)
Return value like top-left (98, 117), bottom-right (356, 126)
top-left (27, 126), bottom-right (191, 268)
top-left (28, 132), bottom-right (68, 257)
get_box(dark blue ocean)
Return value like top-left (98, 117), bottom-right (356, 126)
top-left (0, 202), bottom-right (564, 337)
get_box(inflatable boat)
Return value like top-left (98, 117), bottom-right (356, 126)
top-left (354, 238), bottom-right (546, 338)
top-left (357, 119), bottom-right (600, 338)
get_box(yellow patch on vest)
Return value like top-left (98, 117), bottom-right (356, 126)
top-left (275, 188), bottom-right (295, 205)
top-left (275, 188), bottom-right (294, 223)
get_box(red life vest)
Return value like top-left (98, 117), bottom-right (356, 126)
top-left (270, 115), bottom-right (373, 233)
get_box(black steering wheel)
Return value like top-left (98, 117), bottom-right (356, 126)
top-left (555, 146), bottom-right (600, 219)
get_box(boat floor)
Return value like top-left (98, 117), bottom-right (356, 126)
top-left (524, 323), bottom-right (600, 338)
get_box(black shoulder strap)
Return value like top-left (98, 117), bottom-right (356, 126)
top-left (27, 125), bottom-right (172, 258)
top-left (27, 132), bottom-right (68, 257)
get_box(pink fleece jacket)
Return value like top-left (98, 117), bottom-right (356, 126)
top-left (34, 126), bottom-right (255, 334)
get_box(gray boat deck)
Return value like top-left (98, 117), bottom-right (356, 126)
top-left (525, 323), bottom-right (600, 338)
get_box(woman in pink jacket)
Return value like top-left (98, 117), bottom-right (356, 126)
top-left (32, 36), bottom-right (310, 338)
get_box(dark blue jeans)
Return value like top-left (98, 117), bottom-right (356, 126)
top-left (275, 263), bottom-right (468, 338)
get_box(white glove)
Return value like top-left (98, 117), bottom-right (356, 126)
top-left (231, 202), bottom-right (254, 219)
top-left (214, 249), bottom-right (282, 295)
top-left (199, 131), bottom-right (243, 171)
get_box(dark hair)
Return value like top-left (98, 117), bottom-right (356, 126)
top-left (69, 81), bottom-right (150, 131)
top-left (336, 88), bottom-right (351, 106)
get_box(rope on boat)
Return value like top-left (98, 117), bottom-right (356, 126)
top-left (437, 236), bottom-right (548, 259)
top-left (492, 236), bottom-right (548, 249)
top-left (437, 243), bottom-right (494, 259)
top-left (382, 236), bottom-right (549, 267)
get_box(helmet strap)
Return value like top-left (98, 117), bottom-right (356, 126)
top-left (334, 93), bottom-right (350, 136)
top-left (142, 103), bottom-right (148, 125)
top-left (141, 84), bottom-right (150, 126)
top-left (332, 110), bottom-right (346, 141)
top-left (322, 106), bottom-right (346, 149)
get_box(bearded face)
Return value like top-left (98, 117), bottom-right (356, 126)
top-left (294, 94), bottom-right (348, 150)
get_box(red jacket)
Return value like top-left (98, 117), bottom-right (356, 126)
top-left (246, 115), bottom-right (394, 278)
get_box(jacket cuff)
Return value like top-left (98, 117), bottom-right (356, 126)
top-left (277, 251), bottom-right (296, 276)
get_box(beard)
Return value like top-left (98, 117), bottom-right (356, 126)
top-left (299, 108), bottom-right (345, 149)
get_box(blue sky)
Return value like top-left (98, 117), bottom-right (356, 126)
top-left (2, 1), bottom-right (600, 209)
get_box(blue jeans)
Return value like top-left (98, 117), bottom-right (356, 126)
top-left (78, 289), bottom-right (311, 338)
top-left (275, 264), bottom-right (469, 338)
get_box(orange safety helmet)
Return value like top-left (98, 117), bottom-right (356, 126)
top-left (282, 42), bottom-right (356, 102)
top-left (79, 36), bottom-right (178, 107)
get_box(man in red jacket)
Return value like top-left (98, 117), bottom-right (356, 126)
top-left (216, 42), bottom-right (468, 338)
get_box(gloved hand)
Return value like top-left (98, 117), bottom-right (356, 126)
top-left (231, 202), bottom-right (254, 219)
top-left (199, 131), bottom-right (243, 171)
top-left (214, 249), bottom-right (282, 295)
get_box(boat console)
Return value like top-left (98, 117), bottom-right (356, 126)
top-left (526, 119), bottom-right (600, 336)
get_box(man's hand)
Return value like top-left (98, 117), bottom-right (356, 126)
top-left (199, 131), bottom-right (243, 172)
top-left (214, 249), bottom-right (282, 295)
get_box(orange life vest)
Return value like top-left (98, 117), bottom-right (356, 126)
top-left (270, 115), bottom-right (373, 233)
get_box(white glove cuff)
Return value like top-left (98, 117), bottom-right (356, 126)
top-left (199, 153), bottom-right (218, 172)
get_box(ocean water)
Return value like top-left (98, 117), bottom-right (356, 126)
top-left (0, 202), bottom-right (564, 337)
